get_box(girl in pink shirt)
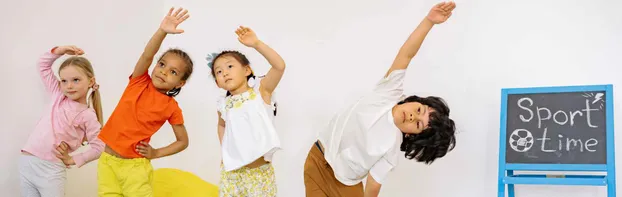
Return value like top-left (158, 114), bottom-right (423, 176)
top-left (20, 45), bottom-right (105, 197)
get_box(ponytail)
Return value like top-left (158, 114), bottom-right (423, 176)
top-left (81, 86), bottom-right (103, 145)
top-left (91, 88), bottom-right (103, 126)
top-left (166, 87), bottom-right (181, 97)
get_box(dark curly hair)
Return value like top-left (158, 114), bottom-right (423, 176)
top-left (399, 95), bottom-right (456, 164)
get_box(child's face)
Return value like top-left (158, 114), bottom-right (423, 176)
top-left (152, 53), bottom-right (187, 91)
top-left (59, 65), bottom-right (93, 104)
top-left (392, 101), bottom-right (435, 134)
top-left (212, 55), bottom-right (252, 91)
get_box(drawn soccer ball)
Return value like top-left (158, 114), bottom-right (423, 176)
top-left (509, 129), bottom-right (533, 152)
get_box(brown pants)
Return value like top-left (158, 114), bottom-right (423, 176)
top-left (304, 141), bottom-right (364, 197)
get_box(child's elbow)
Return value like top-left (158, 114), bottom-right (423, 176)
top-left (275, 62), bottom-right (286, 71)
top-left (180, 139), bottom-right (189, 150)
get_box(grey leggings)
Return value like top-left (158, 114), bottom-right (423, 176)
top-left (19, 154), bottom-right (67, 197)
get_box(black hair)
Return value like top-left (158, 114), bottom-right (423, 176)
top-left (158, 48), bottom-right (194, 97)
top-left (398, 95), bottom-right (456, 164)
top-left (209, 50), bottom-right (277, 116)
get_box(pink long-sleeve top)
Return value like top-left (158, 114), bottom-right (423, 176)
top-left (21, 51), bottom-right (105, 168)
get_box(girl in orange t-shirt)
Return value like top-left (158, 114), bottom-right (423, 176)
top-left (96, 7), bottom-right (194, 196)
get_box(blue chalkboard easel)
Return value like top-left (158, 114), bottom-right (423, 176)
top-left (498, 84), bottom-right (616, 197)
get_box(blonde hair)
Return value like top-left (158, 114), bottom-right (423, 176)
top-left (59, 57), bottom-right (103, 126)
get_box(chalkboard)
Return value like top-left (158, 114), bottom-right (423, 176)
top-left (505, 91), bottom-right (607, 164)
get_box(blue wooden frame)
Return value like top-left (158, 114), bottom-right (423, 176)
top-left (497, 84), bottom-right (615, 197)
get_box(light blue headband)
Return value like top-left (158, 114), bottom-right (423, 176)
top-left (206, 52), bottom-right (220, 69)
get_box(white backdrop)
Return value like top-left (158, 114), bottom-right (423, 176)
top-left (1, 0), bottom-right (621, 196)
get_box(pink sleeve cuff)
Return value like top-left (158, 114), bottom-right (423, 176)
top-left (73, 155), bottom-right (87, 168)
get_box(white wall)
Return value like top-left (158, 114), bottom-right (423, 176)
top-left (1, 0), bottom-right (620, 196)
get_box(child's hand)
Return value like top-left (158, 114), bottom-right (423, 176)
top-left (136, 141), bottom-right (158, 159)
top-left (160, 7), bottom-right (190, 34)
top-left (426, 1), bottom-right (456, 24)
top-left (236, 26), bottom-right (261, 48)
top-left (52, 46), bottom-right (84, 56)
top-left (55, 141), bottom-right (75, 166)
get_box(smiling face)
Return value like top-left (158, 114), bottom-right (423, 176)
top-left (59, 65), bottom-right (94, 104)
top-left (151, 52), bottom-right (188, 92)
top-left (392, 101), bottom-right (436, 134)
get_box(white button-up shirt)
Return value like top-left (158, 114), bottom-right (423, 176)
top-left (318, 69), bottom-right (406, 186)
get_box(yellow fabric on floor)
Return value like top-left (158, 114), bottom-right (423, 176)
top-left (153, 168), bottom-right (218, 197)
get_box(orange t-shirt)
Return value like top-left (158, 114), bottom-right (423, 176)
top-left (98, 72), bottom-right (184, 158)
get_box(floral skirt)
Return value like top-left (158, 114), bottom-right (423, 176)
top-left (220, 163), bottom-right (277, 197)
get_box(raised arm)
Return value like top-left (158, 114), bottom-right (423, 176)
top-left (40, 46), bottom-right (84, 95)
top-left (235, 26), bottom-right (286, 96)
top-left (132, 7), bottom-right (190, 78)
top-left (385, 1), bottom-right (455, 77)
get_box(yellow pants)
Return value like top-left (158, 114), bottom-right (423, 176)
top-left (98, 152), bottom-right (153, 197)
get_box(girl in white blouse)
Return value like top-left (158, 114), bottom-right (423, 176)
top-left (207, 26), bottom-right (285, 197)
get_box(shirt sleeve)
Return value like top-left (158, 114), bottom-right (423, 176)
top-left (368, 156), bottom-right (396, 184)
top-left (71, 112), bottom-right (104, 168)
top-left (372, 69), bottom-right (406, 101)
top-left (168, 104), bottom-right (184, 125)
top-left (128, 71), bottom-right (151, 86)
top-left (216, 95), bottom-right (227, 115)
top-left (38, 51), bottom-right (62, 96)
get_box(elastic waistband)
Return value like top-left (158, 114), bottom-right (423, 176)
top-left (100, 152), bottom-right (150, 165)
top-left (19, 154), bottom-right (66, 168)
top-left (221, 162), bottom-right (273, 172)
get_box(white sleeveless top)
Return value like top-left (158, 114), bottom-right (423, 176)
top-left (217, 77), bottom-right (281, 172)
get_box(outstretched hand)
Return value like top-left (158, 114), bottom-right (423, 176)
top-left (52, 45), bottom-right (84, 56)
top-left (426, 1), bottom-right (456, 24)
top-left (236, 26), bottom-right (261, 48)
top-left (160, 7), bottom-right (190, 34)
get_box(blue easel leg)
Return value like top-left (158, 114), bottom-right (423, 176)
top-left (507, 170), bottom-right (515, 197)
top-left (607, 175), bottom-right (616, 197)
top-left (498, 170), bottom-right (506, 197)
top-left (498, 180), bottom-right (505, 197)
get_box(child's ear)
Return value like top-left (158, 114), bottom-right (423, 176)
top-left (90, 77), bottom-right (96, 87)
top-left (175, 81), bottom-right (186, 89)
top-left (244, 65), bottom-right (252, 76)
